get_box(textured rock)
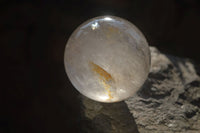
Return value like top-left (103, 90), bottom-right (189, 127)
top-left (80, 47), bottom-right (200, 133)
top-left (80, 95), bottom-right (139, 133)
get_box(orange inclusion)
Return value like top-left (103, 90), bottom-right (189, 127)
top-left (106, 27), bottom-right (119, 39)
top-left (89, 61), bottom-right (113, 99)
top-left (89, 61), bottom-right (113, 82)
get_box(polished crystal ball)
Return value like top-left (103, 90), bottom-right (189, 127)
top-left (64, 16), bottom-right (150, 103)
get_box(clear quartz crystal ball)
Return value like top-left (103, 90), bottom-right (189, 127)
top-left (64, 16), bottom-right (150, 103)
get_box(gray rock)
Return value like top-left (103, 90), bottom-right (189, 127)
top-left (80, 95), bottom-right (139, 133)
top-left (80, 47), bottom-right (200, 133)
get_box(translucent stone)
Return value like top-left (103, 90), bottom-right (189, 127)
top-left (64, 16), bottom-right (150, 103)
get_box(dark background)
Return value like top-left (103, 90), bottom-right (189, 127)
top-left (1, 0), bottom-right (200, 133)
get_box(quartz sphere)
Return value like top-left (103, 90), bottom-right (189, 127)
top-left (64, 16), bottom-right (150, 103)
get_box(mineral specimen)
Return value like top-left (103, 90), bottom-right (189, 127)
top-left (64, 16), bottom-right (150, 102)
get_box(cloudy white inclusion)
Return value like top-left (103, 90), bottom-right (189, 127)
top-left (91, 22), bottom-right (99, 30)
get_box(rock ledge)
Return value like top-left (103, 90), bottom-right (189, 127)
top-left (80, 47), bottom-right (200, 133)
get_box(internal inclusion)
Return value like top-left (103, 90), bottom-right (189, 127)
top-left (89, 61), bottom-right (114, 100)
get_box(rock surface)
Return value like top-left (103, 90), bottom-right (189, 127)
top-left (80, 47), bottom-right (200, 133)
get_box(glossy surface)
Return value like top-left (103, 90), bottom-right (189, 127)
top-left (64, 16), bottom-right (150, 102)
